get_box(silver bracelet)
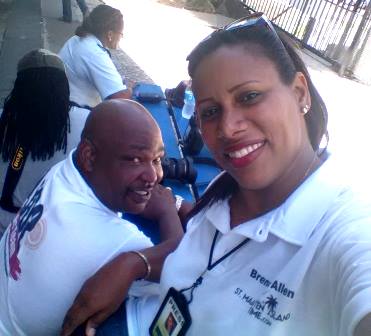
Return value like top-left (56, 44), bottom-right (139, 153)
top-left (131, 251), bottom-right (151, 280)
top-left (175, 194), bottom-right (184, 212)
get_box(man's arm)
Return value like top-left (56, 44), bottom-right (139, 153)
top-left (61, 185), bottom-right (183, 336)
top-left (354, 313), bottom-right (371, 336)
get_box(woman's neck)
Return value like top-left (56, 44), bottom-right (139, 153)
top-left (229, 150), bottom-right (323, 228)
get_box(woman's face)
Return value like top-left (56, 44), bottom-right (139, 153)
top-left (192, 44), bottom-right (311, 192)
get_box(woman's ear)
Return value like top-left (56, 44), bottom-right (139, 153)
top-left (107, 30), bottom-right (114, 43)
top-left (292, 72), bottom-right (311, 111)
top-left (76, 139), bottom-right (96, 173)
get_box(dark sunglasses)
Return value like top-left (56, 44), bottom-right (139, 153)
top-left (187, 12), bottom-right (282, 61)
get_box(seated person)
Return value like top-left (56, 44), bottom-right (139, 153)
top-left (59, 4), bottom-right (132, 110)
top-left (0, 99), bottom-right (183, 335)
top-left (61, 13), bottom-right (371, 336)
top-left (0, 49), bottom-right (90, 236)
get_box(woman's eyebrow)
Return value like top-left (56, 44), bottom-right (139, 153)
top-left (228, 80), bottom-right (260, 93)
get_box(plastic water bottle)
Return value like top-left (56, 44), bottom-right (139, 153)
top-left (181, 86), bottom-right (195, 119)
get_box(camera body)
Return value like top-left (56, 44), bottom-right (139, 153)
top-left (161, 157), bottom-right (197, 184)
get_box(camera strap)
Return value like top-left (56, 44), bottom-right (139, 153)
top-left (0, 145), bottom-right (29, 213)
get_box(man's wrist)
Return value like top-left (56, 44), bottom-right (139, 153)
top-left (130, 251), bottom-right (151, 280)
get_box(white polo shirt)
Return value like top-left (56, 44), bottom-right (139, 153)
top-left (132, 155), bottom-right (371, 336)
top-left (0, 151), bottom-right (157, 336)
top-left (59, 35), bottom-right (126, 108)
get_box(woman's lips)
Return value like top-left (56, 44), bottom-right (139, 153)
top-left (225, 141), bottom-right (265, 168)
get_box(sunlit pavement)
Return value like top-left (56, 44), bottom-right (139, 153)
top-left (110, 0), bottom-right (371, 192)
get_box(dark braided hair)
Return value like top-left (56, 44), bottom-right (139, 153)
top-left (75, 4), bottom-right (123, 39)
top-left (186, 24), bottom-right (329, 221)
top-left (0, 67), bottom-right (70, 162)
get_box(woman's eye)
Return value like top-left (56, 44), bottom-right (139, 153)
top-left (239, 91), bottom-right (260, 104)
top-left (198, 106), bottom-right (219, 120)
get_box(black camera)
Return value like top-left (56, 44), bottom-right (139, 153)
top-left (182, 115), bottom-right (204, 156)
top-left (161, 156), bottom-right (197, 184)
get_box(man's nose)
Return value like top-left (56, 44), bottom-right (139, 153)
top-left (142, 163), bottom-right (159, 185)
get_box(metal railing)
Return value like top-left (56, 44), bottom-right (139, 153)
top-left (241, 0), bottom-right (371, 75)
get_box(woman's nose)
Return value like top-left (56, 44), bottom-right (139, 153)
top-left (217, 107), bottom-right (245, 139)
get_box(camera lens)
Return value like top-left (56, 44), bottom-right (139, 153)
top-left (161, 157), bottom-right (197, 184)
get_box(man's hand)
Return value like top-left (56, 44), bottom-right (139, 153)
top-left (140, 184), bottom-right (177, 222)
top-left (61, 253), bottom-right (143, 336)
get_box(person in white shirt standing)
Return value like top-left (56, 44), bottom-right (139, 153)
top-left (0, 99), bottom-right (183, 335)
top-left (59, 4), bottom-right (131, 110)
top-left (61, 0), bottom-right (88, 23)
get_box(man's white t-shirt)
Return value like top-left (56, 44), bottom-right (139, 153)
top-left (0, 151), bottom-right (157, 335)
top-left (59, 35), bottom-right (126, 108)
top-left (0, 106), bottom-right (90, 235)
top-left (129, 155), bottom-right (371, 336)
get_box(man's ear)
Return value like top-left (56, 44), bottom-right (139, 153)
top-left (292, 72), bottom-right (311, 111)
top-left (76, 139), bottom-right (96, 173)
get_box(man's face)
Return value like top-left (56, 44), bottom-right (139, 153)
top-left (90, 119), bottom-right (165, 214)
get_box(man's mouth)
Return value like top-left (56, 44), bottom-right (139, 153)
top-left (130, 189), bottom-right (151, 203)
top-left (134, 190), bottom-right (150, 196)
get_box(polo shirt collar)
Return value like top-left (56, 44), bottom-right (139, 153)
top-left (88, 34), bottom-right (112, 58)
top-left (205, 154), bottom-right (348, 246)
top-left (61, 150), bottom-right (118, 216)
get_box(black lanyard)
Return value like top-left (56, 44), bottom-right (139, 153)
top-left (180, 230), bottom-right (250, 304)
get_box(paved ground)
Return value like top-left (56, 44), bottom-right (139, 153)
top-left (1, 0), bottom-right (371, 190)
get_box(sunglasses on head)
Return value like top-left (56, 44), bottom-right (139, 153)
top-left (187, 12), bottom-right (282, 61)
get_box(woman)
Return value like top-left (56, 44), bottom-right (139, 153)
top-left (59, 4), bottom-right (131, 110)
top-left (61, 13), bottom-right (371, 336)
top-left (0, 49), bottom-right (89, 236)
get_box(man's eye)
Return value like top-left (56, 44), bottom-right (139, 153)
top-left (125, 157), bottom-right (140, 164)
top-left (238, 91), bottom-right (260, 104)
top-left (199, 106), bottom-right (219, 120)
top-left (153, 157), bottom-right (162, 165)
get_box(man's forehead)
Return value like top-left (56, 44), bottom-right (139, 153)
top-left (115, 127), bottom-right (164, 152)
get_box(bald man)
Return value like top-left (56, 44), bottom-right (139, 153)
top-left (0, 99), bottom-right (183, 336)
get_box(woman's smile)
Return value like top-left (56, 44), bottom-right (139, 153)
top-left (224, 140), bottom-right (266, 168)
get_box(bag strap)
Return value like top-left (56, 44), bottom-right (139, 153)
top-left (70, 101), bottom-right (92, 111)
top-left (0, 145), bottom-right (29, 213)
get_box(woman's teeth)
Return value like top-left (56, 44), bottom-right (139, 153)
top-left (228, 143), bottom-right (263, 158)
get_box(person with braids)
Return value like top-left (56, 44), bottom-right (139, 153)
top-left (59, 4), bottom-right (131, 110)
top-left (60, 13), bottom-right (371, 336)
top-left (0, 49), bottom-right (89, 236)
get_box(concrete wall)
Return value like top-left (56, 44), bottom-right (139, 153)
top-left (353, 29), bottom-right (371, 85)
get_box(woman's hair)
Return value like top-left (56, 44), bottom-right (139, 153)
top-left (0, 67), bottom-right (70, 161)
top-left (186, 24), bottom-right (329, 221)
top-left (75, 4), bottom-right (123, 38)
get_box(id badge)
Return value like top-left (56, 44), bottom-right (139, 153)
top-left (149, 287), bottom-right (192, 336)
